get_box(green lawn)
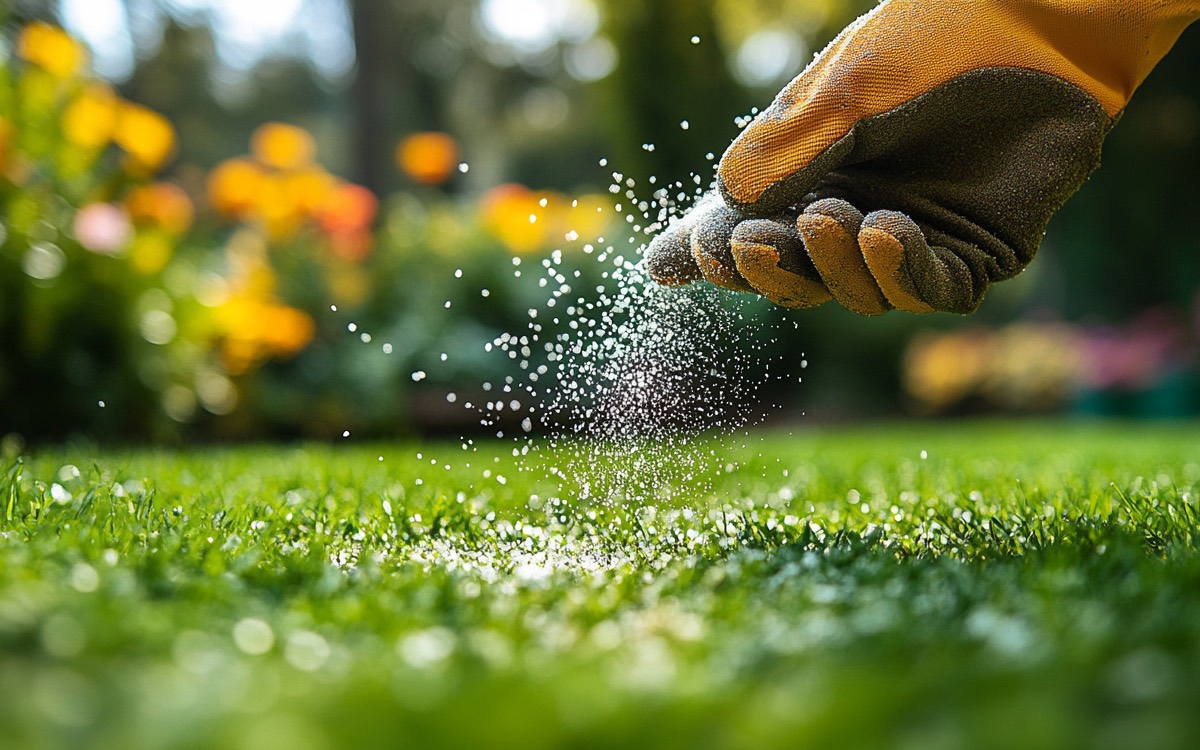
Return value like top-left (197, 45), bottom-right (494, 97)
top-left (4, 422), bottom-right (1200, 749)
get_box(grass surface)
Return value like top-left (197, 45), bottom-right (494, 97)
top-left (4, 421), bottom-right (1200, 749)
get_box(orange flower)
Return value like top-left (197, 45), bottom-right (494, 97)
top-left (327, 229), bottom-right (373, 262)
top-left (251, 123), bottom-right (316, 171)
top-left (318, 183), bottom-right (377, 234)
top-left (208, 158), bottom-right (265, 218)
top-left (113, 102), bottom-right (176, 171)
top-left (0, 118), bottom-right (12, 175)
top-left (396, 132), bottom-right (459, 186)
top-left (17, 22), bottom-right (85, 79)
top-left (126, 182), bottom-right (194, 235)
top-left (62, 84), bottom-right (118, 148)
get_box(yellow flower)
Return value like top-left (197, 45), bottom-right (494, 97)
top-left (284, 167), bottom-right (337, 216)
top-left (563, 194), bottom-right (614, 243)
top-left (17, 22), bottom-right (85, 79)
top-left (113, 102), bottom-right (176, 171)
top-left (902, 329), bottom-right (994, 412)
top-left (208, 159), bottom-right (265, 218)
top-left (256, 173), bottom-right (305, 240)
top-left (396, 132), bottom-right (459, 186)
top-left (251, 123), bottom-right (316, 171)
top-left (328, 266), bottom-right (370, 306)
top-left (214, 296), bottom-right (314, 374)
top-left (480, 183), bottom-right (548, 253)
top-left (62, 84), bottom-right (118, 148)
top-left (129, 230), bottom-right (174, 275)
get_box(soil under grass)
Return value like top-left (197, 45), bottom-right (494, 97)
top-left (3, 421), bottom-right (1200, 749)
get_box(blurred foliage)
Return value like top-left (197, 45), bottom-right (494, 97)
top-left (595, 0), bottom-right (752, 187)
top-left (0, 18), bottom-right (190, 439)
top-left (594, 0), bottom-right (874, 187)
top-left (120, 19), bottom-right (351, 181)
top-left (0, 17), bottom-right (638, 441)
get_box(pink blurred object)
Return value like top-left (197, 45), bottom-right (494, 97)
top-left (73, 203), bottom-right (132, 255)
top-left (1079, 308), bottom-right (1190, 390)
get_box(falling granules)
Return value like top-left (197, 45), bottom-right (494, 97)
top-left (472, 171), bottom-right (795, 508)
top-left (529, 265), bottom-right (777, 505)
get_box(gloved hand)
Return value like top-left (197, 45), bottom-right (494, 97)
top-left (647, 0), bottom-right (1200, 315)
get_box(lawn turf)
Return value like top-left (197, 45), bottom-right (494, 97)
top-left (3, 421), bottom-right (1200, 749)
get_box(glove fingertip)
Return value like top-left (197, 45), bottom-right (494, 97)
top-left (860, 210), bottom-right (922, 244)
top-left (803, 198), bottom-right (865, 235)
top-left (690, 205), bottom-right (755, 293)
top-left (645, 230), bottom-right (702, 285)
top-left (858, 226), bottom-right (935, 314)
top-left (729, 229), bottom-right (832, 310)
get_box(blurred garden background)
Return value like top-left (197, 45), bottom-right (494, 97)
top-left (2, 0), bottom-right (1199, 444)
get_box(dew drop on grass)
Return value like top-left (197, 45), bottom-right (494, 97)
top-left (285, 631), bottom-right (330, 672)
top-left (70, 563), bottom-right (99, 593)
top-left (232, 618), bottom-right (274, 656)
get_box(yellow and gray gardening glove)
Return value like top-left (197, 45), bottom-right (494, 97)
top-left (647, 0), bottom-right (1200, 315)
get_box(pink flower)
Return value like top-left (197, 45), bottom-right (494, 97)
top-left (73, 203), bottom-right (132, 255)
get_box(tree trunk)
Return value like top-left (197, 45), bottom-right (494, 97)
top-left (349, 0), bottom-right (393, 195)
